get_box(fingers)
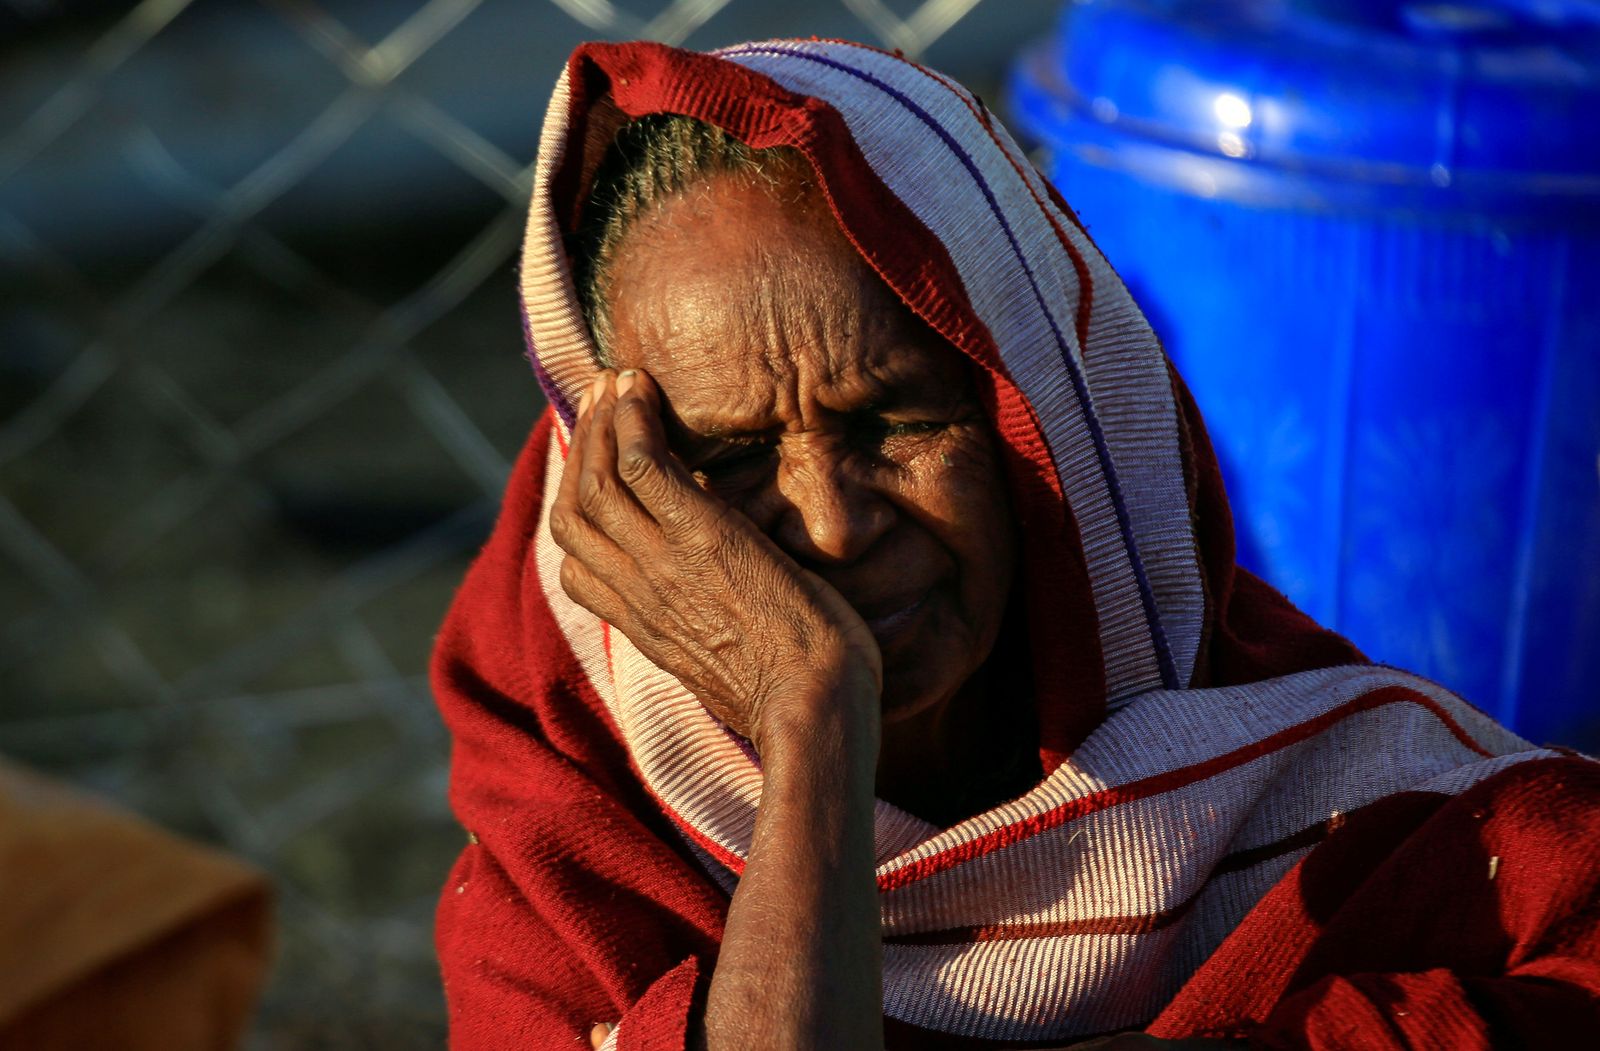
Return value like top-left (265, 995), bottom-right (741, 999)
top-left (549, 378), bottom-right (620, 562)
top-left (558, 553), bottom-right (627, 626)
top-left (611, 368), bottom-right (698, 530)
top-left (553, 370), bottom-right (653, 555)
top-left (580, 372), bottom-right (625, 508)
top-left (553, 372), bottom-right (602, 517)
top-left (588, 1022), bottom-right (614, 1049)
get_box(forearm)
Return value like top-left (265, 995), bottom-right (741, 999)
top-left (700, 691), bottom-right (884, 1051)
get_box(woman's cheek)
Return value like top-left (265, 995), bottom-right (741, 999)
top-left (903, 428), bottom-right (1001, 500)
top-left (924, 427), bottom-right (1017, 611)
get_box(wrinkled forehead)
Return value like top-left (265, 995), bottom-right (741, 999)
top-left (602, 173), bottom-right (976, 427)
top-left (602, 171), bottom-right (902, 349)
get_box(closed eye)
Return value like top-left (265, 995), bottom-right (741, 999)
top-left (883, 420), bottom-right (944, 437)
top-left (692, 442), bottom-right (777, 486)
top-left (849, 415), bottom-right (946, 450)
top-left (691, 417), bottom-right (952, 485)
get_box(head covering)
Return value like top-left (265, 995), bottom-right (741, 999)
top-left (436, 39), bottom-right (1567, 1046)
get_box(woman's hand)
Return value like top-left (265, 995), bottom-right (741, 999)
top-left (559, 369), bottom-right (885, 1051)
top-left (550, 368), bottom-right (883, 755)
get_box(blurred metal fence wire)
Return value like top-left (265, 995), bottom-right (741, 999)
top-left (0, 0), bottom-right (1045, 1045)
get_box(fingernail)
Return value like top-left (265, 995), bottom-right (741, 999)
top-left (577, 386), bottom-right (593, 417)
top-left (591, 373), bottom-right (608, 402)
top-left (616, 369), bottom-right (637, 396)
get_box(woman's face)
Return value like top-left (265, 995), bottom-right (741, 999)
top-left (603, 171), bottom-right (1017, 726)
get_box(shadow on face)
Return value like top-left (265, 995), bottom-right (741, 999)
top-left (603, 170), bottom-right (1019, 727)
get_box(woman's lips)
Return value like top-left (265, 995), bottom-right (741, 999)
top-left (862, 594), bottom-right (927, 639)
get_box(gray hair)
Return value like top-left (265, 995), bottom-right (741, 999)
top-left (568, 113), bottom-right (805, 364)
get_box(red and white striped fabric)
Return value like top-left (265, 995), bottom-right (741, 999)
top-left (435, 38), bottom-right (1600, 1050)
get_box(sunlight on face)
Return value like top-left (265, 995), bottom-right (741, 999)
top-left (604, 172), bottom-right (1018, 726)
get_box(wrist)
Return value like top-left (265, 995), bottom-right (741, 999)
top-left (755, 664), bottom-right (881, 776)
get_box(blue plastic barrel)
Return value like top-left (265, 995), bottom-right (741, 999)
top-left (1008, 0), bottom-right (1600, 745)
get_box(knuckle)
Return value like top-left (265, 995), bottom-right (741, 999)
top-left (548, 506), bottom-right (579, 547)
top-left (558, 556), bottom-right (585, 600)
top-left (617, 446), bottom-right (654, 486)
top-left (576, 470), bottom-right (609, 513)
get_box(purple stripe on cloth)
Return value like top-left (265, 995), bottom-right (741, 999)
top-left (518, 260), bottom-right (577, 429)
top-left (720, 44), bottom-right (1179, 691)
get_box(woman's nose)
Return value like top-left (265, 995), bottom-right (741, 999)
top-left (765, 443), bottom-right (894, 567)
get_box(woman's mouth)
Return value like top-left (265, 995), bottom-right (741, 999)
top-left (863, 594), bottom-right (927, 640)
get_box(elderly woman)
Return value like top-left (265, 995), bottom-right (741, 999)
top-left (432, 40), bottom-right (1600, 1051)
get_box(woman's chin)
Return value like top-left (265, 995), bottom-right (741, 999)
top-left (879, 681), bottom-right (947, 726)
top-left (877, 637), bottom-right (968, 727)
top-left (875, 597), bottom-right (999, 729)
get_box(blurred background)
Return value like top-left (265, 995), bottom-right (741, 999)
top-left (3, 0), bottom-right (1596, 1047)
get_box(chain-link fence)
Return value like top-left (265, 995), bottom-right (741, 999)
top-left (0, 1), bottom-right (1056, 1045)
